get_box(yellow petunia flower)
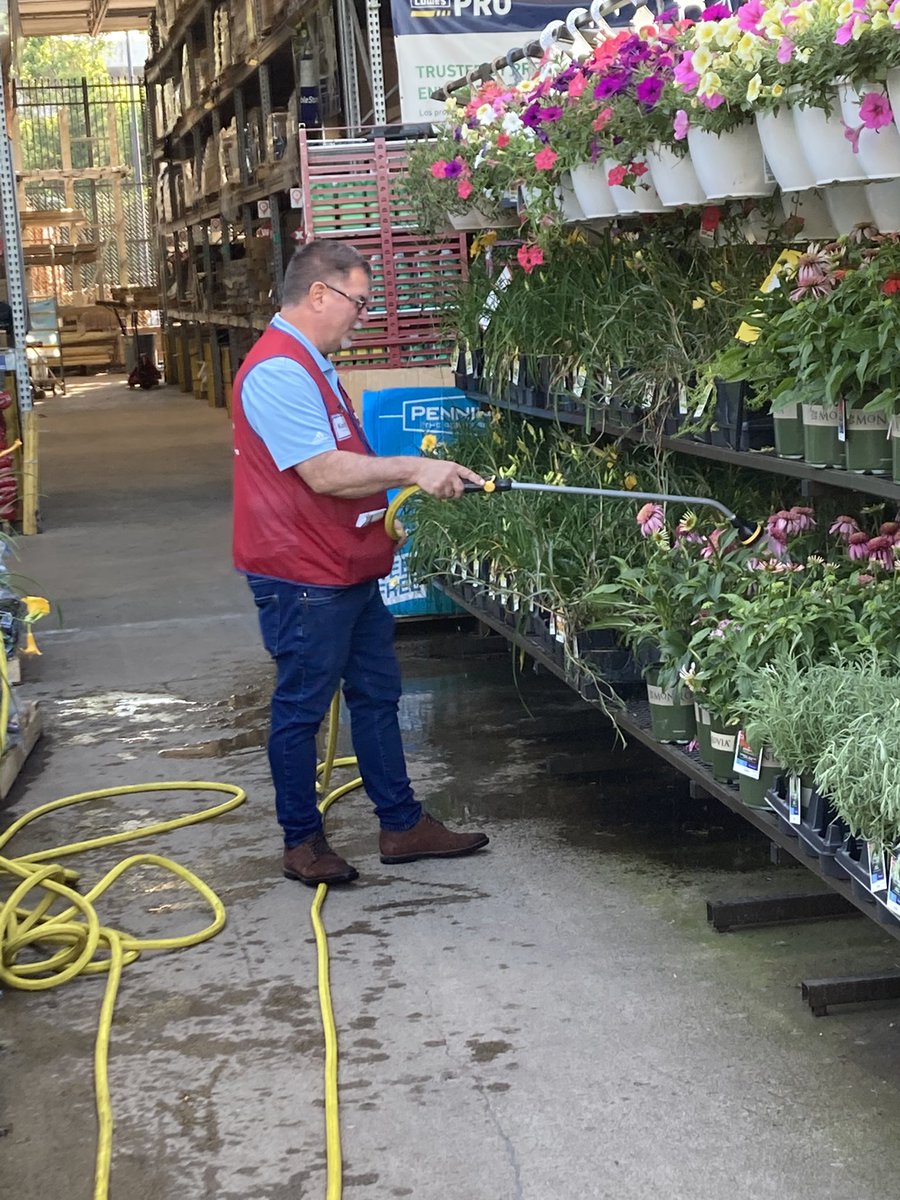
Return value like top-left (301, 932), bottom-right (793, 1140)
top-left (692, 45), bottom-right (713, 74)
top-left (771, 83), bottom-right (785, 98)
top-left (697, 71), bottom-right (722, 99)
top-left (746, 73), bottom-right (762, 102)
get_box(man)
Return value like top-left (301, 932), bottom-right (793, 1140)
top-left (233, 240), bottom-right (490, 886)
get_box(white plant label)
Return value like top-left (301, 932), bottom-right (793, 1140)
top-left (788, 773), bottom-right (801, 825)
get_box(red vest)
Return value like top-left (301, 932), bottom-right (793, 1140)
top-left (232, 325), bottom-right (395, 586)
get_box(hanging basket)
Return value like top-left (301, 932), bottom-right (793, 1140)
top-left (645, 143), bottom-right (706, 206)
top-left (603, 158), bottom-right (665, 215)
top-left (756, 108), bottom-right (816, 191)
top-left (569, 161), bottom-right (619, 219)
top-left (686, 124), bottom-right (775, 200)
top-left (791, 97), bottom-right (868, 185)
top-left (837, 82), bottom-right (900, 181)
top-left (780, 190), bottom-right (838, 240)
top-left (865, 179), bottom-right (900, 233)
top-left (823, 184), bottom-right (874, 234)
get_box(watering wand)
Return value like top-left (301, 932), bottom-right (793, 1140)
top-left (385, 480), bottom-right (764, 547)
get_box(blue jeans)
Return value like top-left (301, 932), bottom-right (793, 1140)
top-left (247, 575), bottom-right (422, 848)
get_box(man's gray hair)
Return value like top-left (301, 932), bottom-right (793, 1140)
top-left (282, 240), bottom-right (371, 306)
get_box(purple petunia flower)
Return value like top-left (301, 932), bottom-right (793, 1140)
top-left (594, 70), bottom-right (632, 99)
top-left (702, 3), bottom-right (732, 18)
top-left (443, 158), bottom-right (464, 179)
top-left (538, 104), bottom-right (564, 123)
top-left (636, 75), bottom-right (664, 107)
top-left (522, 104), bottom-right (543, 129)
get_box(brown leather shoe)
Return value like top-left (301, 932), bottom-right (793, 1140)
top-left (283, 833), bottom-right (359, 886)
top-left (380, 814), bottom-right (490, 864)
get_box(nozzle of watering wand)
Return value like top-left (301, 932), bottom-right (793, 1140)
top-left (731, 514), bottom-right (764, 547)
top-left (462, 477), bottom-right (512, 495)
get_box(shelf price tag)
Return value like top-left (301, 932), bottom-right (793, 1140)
top-left (837, 398), bottom-right (847, 443)
top-left (788, 773), bottom-right (801, 825)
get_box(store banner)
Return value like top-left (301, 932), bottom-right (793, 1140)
top-left (391, 0), bottom-right (617, 125)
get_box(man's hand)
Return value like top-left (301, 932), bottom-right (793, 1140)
top-left (393, 519), bottom-right (408, 550)
top-left (410, 457), bottom-right (484, 500)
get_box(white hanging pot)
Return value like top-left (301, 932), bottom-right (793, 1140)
top-left (887, 67), bottom-right (900, 129)
top-left (791, 97), bottom-right (868, 184)
top-left (865, 178), bottom-right (900, 232)
top-left (555, 171), bottom-right (587, 223)
top-left (569, 161), bottom-right (620, 219)
top-left (780, 189), bottom-right (838, 240)
top-left (603, 158), bottom-right (665, 214)
top-left (447, 206), bottom-right (516, 231)
top-left (686, 123), bottom-right (775, 200)
top-left (823, 183), bottom-right (874, 234)
top-left (644, 142), bottom-right (706, 206)
top-left (837, 81), bottom-right (900, 181)
top-left (755, 108), bottom-right (816, 191)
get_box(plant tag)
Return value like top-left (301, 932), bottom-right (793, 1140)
top-left (548, 611), bottom-right (557, 638)
top-left (869, 844), bottom-right (887, 893)
top-left (732, 729), bottom-right (763, 779)
top-left (555, 614), bottom-right (567, 644)
top-left (465, 349), bottom-right (474, 376)
top-left (479, 266), bottom-right (512, 331)
top-left (511, 357), bottom-right (521, 386)
top-left (886, 856), bottom-right (900, 914)
top-left (788, 772), bottom-right (801, 825)
top-left (511, 592), bottom-right (520, 612)
top-left (572, 369), bottom-right (587, 399)
top-left (837, 398), bottom-right (847, 443)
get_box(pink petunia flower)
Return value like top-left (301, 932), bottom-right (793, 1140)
top-left (637, 502), bottom-right (665, 536)
top-left (777, 37), bottom-right (795, 64)
top-left (835, 18), bottom-right (857, 43)
top-left (607, 164), bottom-right (628, 187)
top-left (737, 0), bottom-right (765, 33)
top-left (829, 514), bottom-right (861, 539)
top-left (699, 92), bottom-right (725, 110)
top-left (859, 91), bottom-right (894, 131)
top-left (673, 53), bottom-right (699, 93)
top-left (534, 147), bottom-right (558, 171)
top-left (430, 160), bottom-right (449, 179)
top-left (568, 73), bottom-right (588, 100)
top-left (843, 121), bottom-right (862, 153)
top-left (457, 179), bottom-right (473, 200)
top-left (674, 109), bottom-right (690, 140)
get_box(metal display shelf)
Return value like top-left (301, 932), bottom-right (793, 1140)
top-left (434, 576), bottom-right (900, 949)
top-left (469, 390), bottom-right (900, 504)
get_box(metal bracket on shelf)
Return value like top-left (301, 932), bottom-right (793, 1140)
top-left (706, 893), bottom-right (860, 933)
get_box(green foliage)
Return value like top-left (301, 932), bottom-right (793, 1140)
top-left (18, 35), bottom-right (111, 82)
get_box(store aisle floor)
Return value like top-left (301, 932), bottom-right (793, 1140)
top-left (4, 375), bottom-right (900, 1200)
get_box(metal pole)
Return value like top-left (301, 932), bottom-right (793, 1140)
top-left (337, 0), bottom-right (362, 135)
top-left (365, 0), bottom-right (386, 125)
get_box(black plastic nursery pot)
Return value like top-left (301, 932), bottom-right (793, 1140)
top-left (711, 381), bottom-right (775, 453)
top-left (766, 777), bottom-right (848, 880)
top-left (694, 703), bottom-right (713, 766)
top-left (646, 670), bottom-right (696, 744)
top-left (893, 421), bottom-right (900, 483)
top-left (835, 835), bottom-right (879, 905)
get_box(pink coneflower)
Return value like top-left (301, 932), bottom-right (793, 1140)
top-left (701, 528), bottom-right (724, 559)
top-left (848, 531), bottom-right (870, 560)
top-left (789, 505), bottom-right (816, 531)
top-left (767, 509), bottom-right (792, 542)
top-left (830, 514), bottom-right (861, 539)
top-left (857, 572), bottom-right (876, 585)
top-left (879, 520), bottom-right (900, 538)
top-left (867, 534), bottom-right (895, 569)
top-left (637, 502), bottom-right (665, 536)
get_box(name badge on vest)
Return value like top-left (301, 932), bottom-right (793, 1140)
top-left (331, 412), bottom-right (352, 441)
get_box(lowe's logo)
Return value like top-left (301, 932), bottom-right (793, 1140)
top-left (402, 400), bottom-right (474, 433)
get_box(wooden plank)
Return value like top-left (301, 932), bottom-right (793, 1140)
top-left (23, 243), bottom-right (101, 267)
top-left (107, 104), bottom-right (130, 288)
top-left (20, 167), bottom-right (130, 182)
top-left (21, 209), bottom-right (89, 227)
top-left (21, 407), bottom-right (39, 537)
top-left (0, 702), bottom-right (43, 801)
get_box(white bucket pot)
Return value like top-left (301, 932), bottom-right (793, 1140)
top-left (687, 123), bottom-right (775, 200)
top-left (780, 189), bottom-right (838, 240)
top-left (556, 171), bottom-right (587, 223)
top-left (823, 183), bottom-right (874, 234)
top-left (866, 179), bottom-right (900, 232)
top-left (569, 161), bottom-right (620, 219)
top-left (791, 97), bottom-right (868, 184)
top-left (755, 108), bottom-right (816, 190)
top-left (837, 82), bottom-right (900, 181)
top-left (645, 142), bottom-right (706, 206)
top-left (603, 158), bottom-right (665, 214)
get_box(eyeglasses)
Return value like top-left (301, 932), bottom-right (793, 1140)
top-left (323, 282), bottom-right (369, 314)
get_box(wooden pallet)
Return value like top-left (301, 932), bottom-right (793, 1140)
top-left (0, 701), bottom-right (43, 801)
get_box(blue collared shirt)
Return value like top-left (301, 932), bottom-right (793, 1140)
top-left (241, 313), bottom-right (352, 471)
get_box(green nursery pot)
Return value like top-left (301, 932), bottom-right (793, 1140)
top-left (647, 675), bottom-right (696, 745)
top-left (892, 419), bottom-right (900, 483)
top-left (845, 407), bottom-right (891, 475)
top-left (694, 703), bottom-right (713, 766)
top-left (773, 403), bottom-right (804, 459)
top-left (737, 743), bottom-right (784, 810)
top-left (709, 716), bottom-right (741, 784)
top-left (802, 404), bottom-right (842, 468)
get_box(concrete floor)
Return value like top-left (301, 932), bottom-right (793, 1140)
top-left (4, 375), bottom-right (900, 1199)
